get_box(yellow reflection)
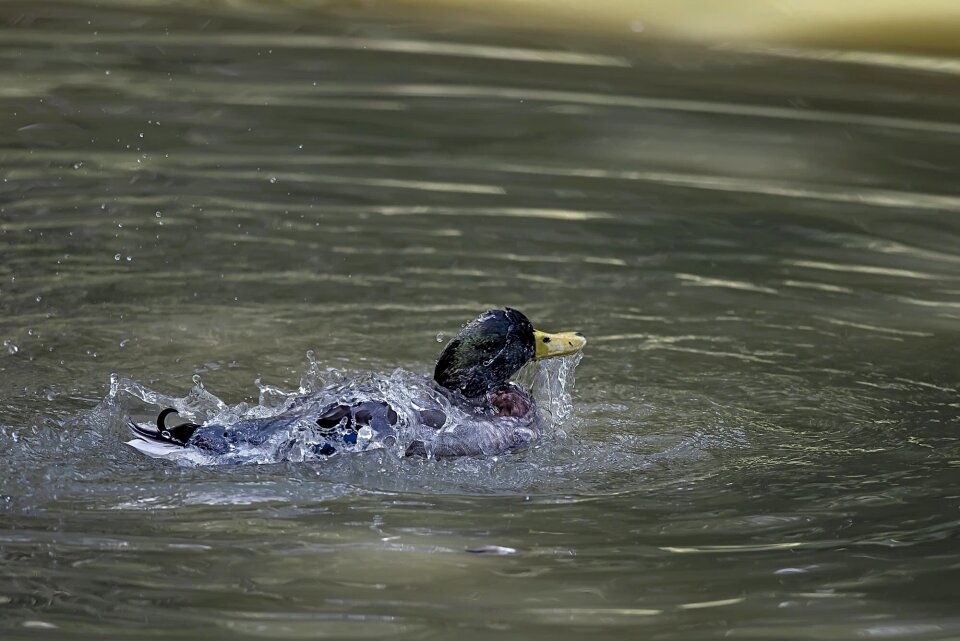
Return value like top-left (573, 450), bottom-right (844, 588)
top-left (400, 0), bottom-right (960, 54)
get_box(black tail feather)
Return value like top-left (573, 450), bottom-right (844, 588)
top-left (126, 408), bottom-right (201, 447)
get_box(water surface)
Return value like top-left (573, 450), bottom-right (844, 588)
top-left (1, 2), bottom-right (959, 639)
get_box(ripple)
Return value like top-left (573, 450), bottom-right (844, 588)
top-left (719, 43), bottom-right (960, 76)
top-left (0, 30), bottom-right (631, 67)
top-left (675, 273), bottom-right (779, 295)
top-left (678, 597), bottom-right (745, 609)
top-left (303, 83), bottom-right (960, 136)
top-left (815, 317), bottom-right (935, 337)
top-left (524, 607), bottom-right (663, 623)
top-left (784, 259), bottom-right (953, 281)
top-left (661, 542), bottom-right (805, 553)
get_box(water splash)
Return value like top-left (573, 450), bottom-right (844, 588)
top-left (111, 352), bottom-right (583, 466)
top-left (519, 352), bottom-right (583, 426)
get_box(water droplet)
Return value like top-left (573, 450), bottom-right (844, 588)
top-left (268, 176), bottom-right (278, 184)
top-left (104, 70), bottom-right (111, 75)
top-left (125, 255), bottom-right (132, 262)
top-left (72, 161), bottom-right (83, 169)
top-left (113, 253), bottom-right (121, 261)
top-left (435, 332), bottom-right (445, 343)
top-left (138, 132), bottom-right (144, 138)
top-left (35, 295), bottom-right (41, 303)
top-left (155, 210), bottom-right (162, 218)
top-left (3, 340), bottom-right (18, 355)
top-left (119, 339), bottom-right (130, 348)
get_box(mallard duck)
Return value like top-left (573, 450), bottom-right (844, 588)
top-left (126, 308), bottom-right (585, 463)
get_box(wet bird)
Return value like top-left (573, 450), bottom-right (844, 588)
top-left (126, 308), bottom-right (585, 462)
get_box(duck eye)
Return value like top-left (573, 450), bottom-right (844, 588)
top-left (542, 337), bottom-right (551, 343)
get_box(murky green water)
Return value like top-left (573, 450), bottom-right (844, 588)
top-left (2, 2), bottom-right (960, 639)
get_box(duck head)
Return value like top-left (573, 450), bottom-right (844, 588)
top-left (434, 308), bottom-right (586, 400)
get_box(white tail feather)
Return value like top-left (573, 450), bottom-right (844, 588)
top-left (125, 438), bottom-right (184, 458)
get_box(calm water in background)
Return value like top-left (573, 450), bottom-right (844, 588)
top-left (2, 2), bottom-right (960, 639)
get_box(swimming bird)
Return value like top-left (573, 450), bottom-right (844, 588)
top-left (125, 308), bottom-right (585, 463)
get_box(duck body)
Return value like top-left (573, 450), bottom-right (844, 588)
top-left (125, 309), bottom-right (584, 464)
top-left (127, 379), bottom-right (542, 462)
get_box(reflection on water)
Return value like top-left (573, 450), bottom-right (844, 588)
top-left (410, 0), bottom-right (960, 54)
top-left (1, 1), bottom-right (959, 639)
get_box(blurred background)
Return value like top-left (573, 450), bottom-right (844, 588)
top-left (400, 0), bottom-right (960, 53)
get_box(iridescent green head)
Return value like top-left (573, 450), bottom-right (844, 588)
top-left (433, 308), bottom-right (586, 399)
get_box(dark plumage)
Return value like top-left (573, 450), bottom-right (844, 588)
top-left (434, 308), bottom-right (535, 399)
top-left (125, 308), bottom-right (586, 463)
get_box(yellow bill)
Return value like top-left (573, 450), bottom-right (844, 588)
top-left (534, 329), bottom-right (587, 359)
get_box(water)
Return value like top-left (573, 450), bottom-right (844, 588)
top-left (1, 2), bottom-right (960, 639)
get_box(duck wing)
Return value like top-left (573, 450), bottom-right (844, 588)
top-left (125, 400), bottom-right (404, 461)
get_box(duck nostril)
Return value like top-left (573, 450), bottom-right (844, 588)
top-left (575, 332), bottom-right (585, 338)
